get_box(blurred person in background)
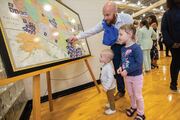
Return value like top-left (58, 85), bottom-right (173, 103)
top-left (161, 0), bottom-right (180, 91)
top-left (137, 20), bottom-right (156, 72)
top-left (148, 15), bottom-right (159, 69)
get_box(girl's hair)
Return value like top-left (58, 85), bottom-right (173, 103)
top-left (133, 20), bottom-right (139, 26)
top-left (148, 15), bottom-right (158, 26)
top-left (120, 24), bottom-right (136, 40)
top-left (140, 20), bottom-right (149, 29)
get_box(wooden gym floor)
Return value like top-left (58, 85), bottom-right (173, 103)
top-left (30, 51), bottom-right (180, 120)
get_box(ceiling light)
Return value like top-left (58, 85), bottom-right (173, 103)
top-left (137, 1), bottom-right (141, 6)
top-left (158, 16), bottom-right (162, 19)
top-left (160, 6), bottom-right (164, 10)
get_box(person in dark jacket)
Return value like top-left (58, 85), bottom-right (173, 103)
top-left (161, 0), bottom-right (180, 91)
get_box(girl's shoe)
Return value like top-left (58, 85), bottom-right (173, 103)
top-left (126, 107), bottom-right (137, 117)
top-left (104, 108), bottom-right (116, 115)
top-left (151, 64), bottom-right (155, 69)
top-left (151, 64), bottom-right (158, 69)
top-left (134, 114), bottom-right (146, 120)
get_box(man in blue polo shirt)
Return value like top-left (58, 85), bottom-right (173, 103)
top-left (69, 1), bottom-right (133, 99)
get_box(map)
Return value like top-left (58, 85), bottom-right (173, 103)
top-left (0, 0), bottom-right (90, 72)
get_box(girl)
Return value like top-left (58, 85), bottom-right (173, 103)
top-left (148, 15), bottom-right (159, 69)
top-left (117, 24), bottom-right (145, 120)
top-left (137, 20), bottom-right (156, 72)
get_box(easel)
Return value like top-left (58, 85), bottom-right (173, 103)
top-left (0, 57), bottom-right (100, 120)
top-left (44, 59), bottom-right (101, 112)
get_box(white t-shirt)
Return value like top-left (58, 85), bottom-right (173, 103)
top-left (100, 63), bottom-right (116, 91)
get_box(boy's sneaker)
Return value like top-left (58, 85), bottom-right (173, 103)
top-left (105, 103), bottom-right (110, 109)
top-left (104, 108), bottom-right (116, 115)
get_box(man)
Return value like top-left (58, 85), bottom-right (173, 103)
top-left (69, 1), bottom-right (133, 99)
top-left (161, 0), bottom-right (180, 91)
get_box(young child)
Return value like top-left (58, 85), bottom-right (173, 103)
top-left (99, 49), bottom-right (116, 115)
top-left (117, 24), bottom-right (145, 120)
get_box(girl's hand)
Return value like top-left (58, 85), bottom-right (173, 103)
top-left (117, 67), bottom-right (122, 74)
top-left (121, 70), bottom-right (127, 77)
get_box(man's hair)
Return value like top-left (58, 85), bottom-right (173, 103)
top-left (103, 1), bottom-right (118, 13)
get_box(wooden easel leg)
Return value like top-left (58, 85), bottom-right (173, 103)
top-left (33, 74), bottom-right (41, 120)
top-left (84, 59), bottom-right (101, 93)
top-left (46, 71), bottom-right (54, 112)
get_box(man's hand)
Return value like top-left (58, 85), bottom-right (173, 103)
top-left (172, 43), bottom-right (180, 48)
top-left (68, 35), bottom-right (78, 43)
top-left (117, 67), bottom-right (122, 74)
top-left (120, 70), bottom-right (127, 77)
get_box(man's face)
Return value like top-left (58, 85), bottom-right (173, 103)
top-left (103, 10), bottom-right (116, 25)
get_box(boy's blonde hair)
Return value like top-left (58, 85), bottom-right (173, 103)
top-left (120, 24), bottom-right (136, 41)
top-left (101, 49), bottom-right (114, 62)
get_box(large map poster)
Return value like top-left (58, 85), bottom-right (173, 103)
top-left (0, 0), bottom-right (91, 77)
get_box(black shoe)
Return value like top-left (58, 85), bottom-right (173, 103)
top-left (170, 85), bottom-right (177, 91)
top-left (134, 114), bottom-right (146, 120)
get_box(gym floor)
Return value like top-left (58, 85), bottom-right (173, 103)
top-left (30, 51), bottom-right (180, 120)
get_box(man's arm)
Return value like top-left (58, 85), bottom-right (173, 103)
top-left (69, 22), bottom-right (103, 43)
top-left (115, 13), bottom-right (133, 44)
top-left (76, 22), bottom-right (103, 40)
top-left (124, 14), bottom-right (134, 24)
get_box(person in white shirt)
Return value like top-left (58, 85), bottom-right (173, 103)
top-left (99, 49), bottom-right (116, 115)
top-left (69, 1), bottom-right (133, 100)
